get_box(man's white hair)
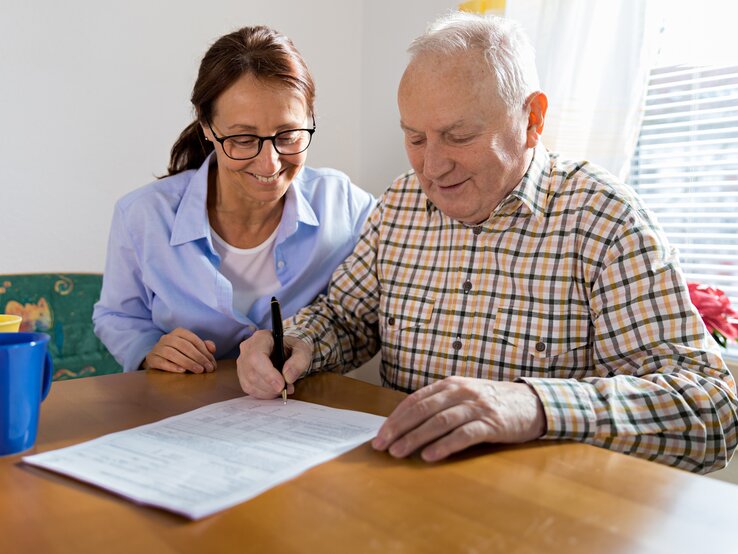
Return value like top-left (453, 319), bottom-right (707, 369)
top-left (408, 11), bottom-right (540, 112)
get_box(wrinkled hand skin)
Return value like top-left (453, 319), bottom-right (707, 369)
top-left (143, 328), bottom-right (217, 374)
top-left (237, 330), bottom-right (312, 399)
top-left (372, 376), bottom-right (546, 462)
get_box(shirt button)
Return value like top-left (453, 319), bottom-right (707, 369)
top-left (535, 341), bottom-right (546, 352)
top-left (388, 316), bottom-right (396, 326)
top-left (277, 260), bottom-right (285, 269)
top-left (472, 226), bottom-right (482, 235)
top-left (462, 280), bottom-right (472, 294)
top-left (452, 339), bottom-right (462, 350)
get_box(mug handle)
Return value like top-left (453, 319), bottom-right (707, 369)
top-left (41, 350), bottom-right (53, 400)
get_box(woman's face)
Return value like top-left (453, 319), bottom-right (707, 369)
top-left (203, 73), bottom-right (311, 207)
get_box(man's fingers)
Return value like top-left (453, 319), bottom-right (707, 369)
top-left (243, 372), bottom-right (284, 399)
top-left (282, 337), bottom-right (312, 384)
top-left (374, 378), bottom-right (546, 461)
top-left (239, 355), bottom-right (284, 398)
top-left (373, 380), bottom-right (461, 450)
top-left (237, 332), bottom-right (312, 398)
top-left (385, 403), bottom-right (473, 458)
top-left (237, 331), bottom-right (284, 398)
top-left (420, 420), bottom-right (488, 462)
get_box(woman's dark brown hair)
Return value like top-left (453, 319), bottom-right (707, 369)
top-left (165, 26), bottom-right (316, 176)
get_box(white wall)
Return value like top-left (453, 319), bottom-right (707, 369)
top-left (359, 0), bottom-right (453, 192)
top-left (1, 0), bottom-right (455, 274)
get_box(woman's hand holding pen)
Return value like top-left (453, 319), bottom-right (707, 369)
top-left (143, 328), bottom-right (217, 374)
top-left (237, 331), bottom-right (312, 399)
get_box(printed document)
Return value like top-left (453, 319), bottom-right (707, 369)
top-left (23, 397), bottom-right (385, 519)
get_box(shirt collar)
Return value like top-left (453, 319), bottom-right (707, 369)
top-left (170, 155), bottom-right (319, 247)
top-left (499, 143), bottom-right (551, 219)
top-left (171, 154), bottom-right (213, 246)
top-left (275, 170), bottom-right (320, 242)
top-left (423, 143), bottom-right (551, 223)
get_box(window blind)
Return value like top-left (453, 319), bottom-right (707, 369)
top-left (629, 64), bottom-right (738, 357)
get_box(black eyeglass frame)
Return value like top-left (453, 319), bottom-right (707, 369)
top-left (206, 115), bottom-right (316, 160)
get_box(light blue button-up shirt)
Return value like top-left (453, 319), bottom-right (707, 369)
top-left (93, 155), bottom-right (375, 372)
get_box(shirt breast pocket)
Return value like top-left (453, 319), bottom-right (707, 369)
top-left (379, 292), bottom-right (435, 337)
top-left (491, 304), bottom-right (593, 378)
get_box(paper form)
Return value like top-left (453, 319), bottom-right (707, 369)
top-left (23, 397), bottom-right (386, 519)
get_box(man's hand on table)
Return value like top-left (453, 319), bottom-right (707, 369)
top-left (372, 377), bottom-right (547, 462)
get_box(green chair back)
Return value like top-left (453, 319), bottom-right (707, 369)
top-left (0, 273), bottom-right (121, 380)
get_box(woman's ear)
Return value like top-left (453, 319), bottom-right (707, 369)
top-left (199, 119), bottom-right (212, 142)
top-left (525, 91), bottom-right (548, 148)
top-left (197, 109), bottom-right (212, 142)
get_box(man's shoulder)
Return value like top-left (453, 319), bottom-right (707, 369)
top-left (360, 170), bottom-right (429, 230)
top-left (547, 154), bottom-right (647, 217)
top-left (383, 170), bottom-right (425, 200)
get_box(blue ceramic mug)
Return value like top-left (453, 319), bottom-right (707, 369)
top-left (0, 332), bottom-right (53, 456)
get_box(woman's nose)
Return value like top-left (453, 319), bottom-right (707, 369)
top-left (252, 140), bottom-right (281, 173)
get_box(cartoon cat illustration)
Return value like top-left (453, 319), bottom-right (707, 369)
top-left (4, 297), bottom-right (52, 332)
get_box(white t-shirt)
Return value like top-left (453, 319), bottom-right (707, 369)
top-left (210, 225), bottom-right (281, 317)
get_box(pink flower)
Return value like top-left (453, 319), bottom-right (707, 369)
top-left (688, 283), bottom-right (738, 347)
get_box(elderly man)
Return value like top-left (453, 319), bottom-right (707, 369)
top-left (237, 12), bottom-right (737, 473)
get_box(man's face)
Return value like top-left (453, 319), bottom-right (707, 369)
top-left (398, 51), bottom-right (534, 225)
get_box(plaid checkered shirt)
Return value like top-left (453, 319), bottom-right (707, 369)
top-left (286, 144), bottom-right (738, 473)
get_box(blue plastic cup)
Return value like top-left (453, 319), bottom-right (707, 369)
top-left (0, 332), bottom-right (53, 456)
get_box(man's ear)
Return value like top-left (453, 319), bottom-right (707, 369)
top-left (525, 91), bottom-right (548, 148)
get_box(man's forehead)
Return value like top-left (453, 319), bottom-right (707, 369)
top-left (401, 51), bottom-right (496, 102)
top-left (398, 72), bottom-right (502, 131)
top-left (404, 49), bottom-right (489, 80)
top-left (400, 118), bottom-right (479, 134)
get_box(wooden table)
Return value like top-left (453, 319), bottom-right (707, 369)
top-left (2, 361), bottom-right (738, 553)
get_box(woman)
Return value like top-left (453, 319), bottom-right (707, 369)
top-left (93, 26), bottom-right (375, 374)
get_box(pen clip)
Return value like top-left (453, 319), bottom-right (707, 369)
top-left (270, 296), bottom-right (288, 404)
top-left (270, 297), bottom-right (287, 372)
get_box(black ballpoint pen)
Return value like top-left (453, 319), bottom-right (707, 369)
top-left (270, 296), bottom-right (288, 404)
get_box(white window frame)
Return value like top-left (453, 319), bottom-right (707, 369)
top-left (629, 64), bottom-right (738, 362)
